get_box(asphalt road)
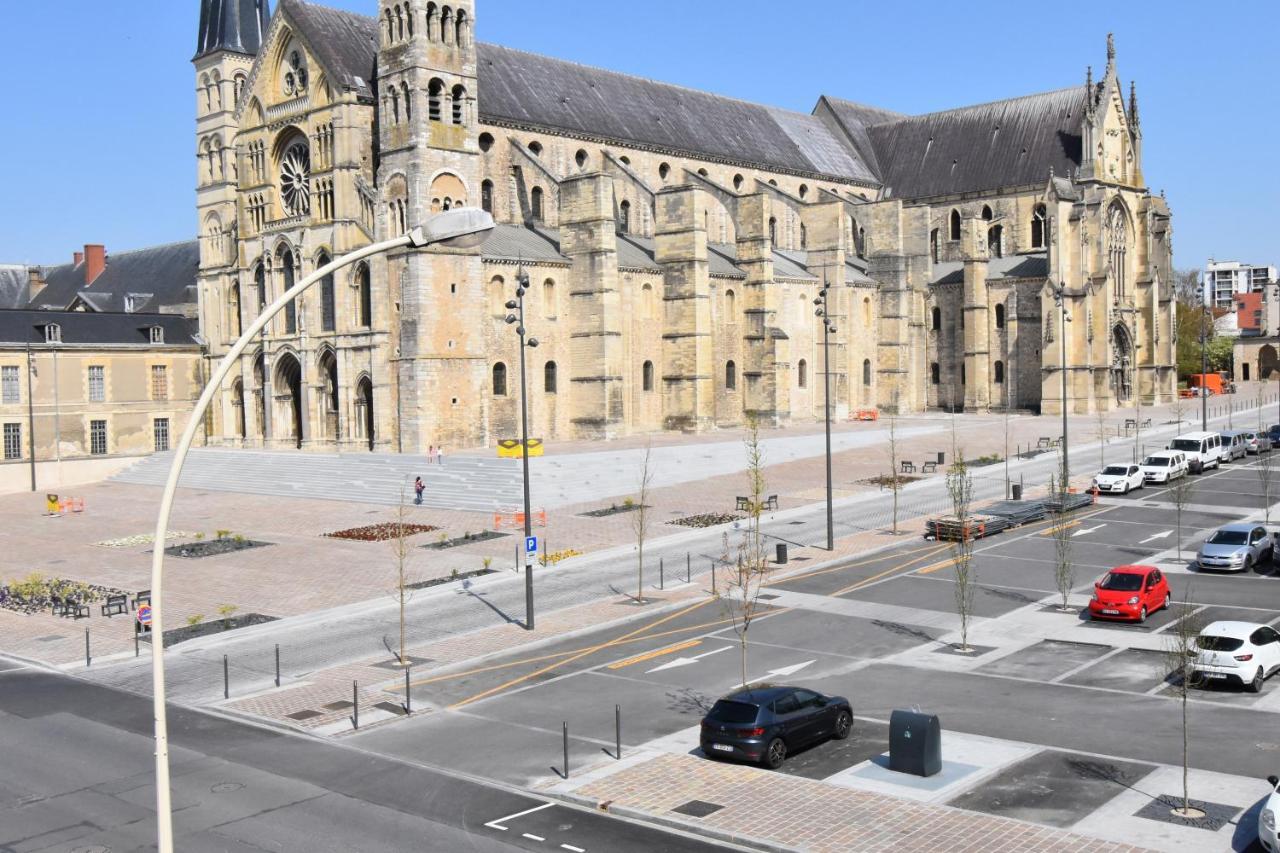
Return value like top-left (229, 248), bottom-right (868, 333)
top-left (0, 662), bottom-right (729, 853)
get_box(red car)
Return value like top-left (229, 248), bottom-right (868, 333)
top-left (1088, 565), bottom-right (1170, 623)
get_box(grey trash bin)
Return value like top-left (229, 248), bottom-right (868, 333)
top-left (936, 451), bottom-right (946, 465)
top-left (775, 543), bottom-right (788, 564)
top-left (1011, 483), bottom-right (1023, 501)
top-left (888, 709), bottom-right (941, 777)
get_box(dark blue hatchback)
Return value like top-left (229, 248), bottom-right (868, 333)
top-left (699, 685), bottom-right (852, 769)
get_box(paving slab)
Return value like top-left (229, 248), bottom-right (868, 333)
top-left (1061, 648), bottom-right (1168, 693)
top-left (978, 639), bottom-right (1115, 682)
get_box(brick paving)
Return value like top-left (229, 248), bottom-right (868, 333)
top-left (568, 753), bottom-right (1154, 853)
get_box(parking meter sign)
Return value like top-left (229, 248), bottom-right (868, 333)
top-left (525, 536), bottom-right (538, 555)
top-left (137, 604), bottom-right (153, 627)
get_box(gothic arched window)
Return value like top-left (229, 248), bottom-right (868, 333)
top-left (798, 358), bottom-right (808, 389)
top-left (1108, 203), bottom-right (1128, 300)
top-left (354, 262), bottom-right (371, 328)
top-left (318, 252), bottom-right (335, 332)
top-left (492, 362), bottom-right (508, 396)
top-left (481, 179), bottom-right (493, 213)
top-left (1031, 204), bottom-right (1047, 249)
top-left (278, 136), bottom-right (311, 216)
top-left (427, 78), bottom-right (444, 122)
top-left (544, 360), bottom-right (557, 394)
top-left (995, 303), bottom-right (1006, 329)
top-left (726, 360), bottom-right (737, 390)
top-left (931, 362), bottom-right (940, 384)
top-left (994, 360), bottom-right (1005, 384)
top-left (642, 360), bottom-right (654, 392)
top-left (949, 209), bottom-right (961, 241)
top-left (619, 200), bottom-right (630, 234)
top-left (530, 186), bottom-right (544, 222)
top-left (862, 358), bottom-right (872, 386)
top-left (931, 306), bottom-right (941, 331)
top-left (451, 84), bottom-right (466, 125)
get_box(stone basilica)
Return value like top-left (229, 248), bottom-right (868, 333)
top-left (194, 0), bottom-right (1177, 453)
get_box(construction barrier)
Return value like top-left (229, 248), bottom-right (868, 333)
top-left (493, 508), bottom-right (547, 530)
top-left (852, 409), bottom-right (880, 421)
top-left (497, 438), bottom-right (544, 458)
top-left (61, 497), bottom-right (85, 513)
top-left (45, 494), bottom-right (85, 515)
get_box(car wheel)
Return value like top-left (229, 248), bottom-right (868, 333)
top-left (1244, 556), bottom-right (1254, 573)
top-left (1122, 483), bottom-right (1130, 495)
top-left (1137, 606), bottom-right (1148, 624)
top-left (1249, 667), bottom-right (1265, 694)
top-left (763, 738), bottom-right (787, 769)
top-left (832, 711), bottom-right (852, 741)
top-left (1162, 592), bottom-right (1171, 612)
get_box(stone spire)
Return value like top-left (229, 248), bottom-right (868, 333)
top-left (1106, 32), bottom-right (1116, 73)
top-left (1129, 80), bottom-right (1141, 130)
top-left (1084, 66), bottom-right (1095, 120)
top-left (196, 0), bottom-right (270, 59)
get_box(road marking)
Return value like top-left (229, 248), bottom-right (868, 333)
top-left (646, 644), bottom-right (733, 673)
top-left (607, 639), bottom-right (701, 670)
top-left (830, 543), bottom-right (950, 595)
top-left (485, 801), bottom-right (553, 830)
top-left (1140, 530), bottom-right (1174, 544)
top-left (522, 833), bottom-right (546, 841)
top-left (1073, 524), bottom-right (1106, 537)
top-left (749, 659), bottom-right (815, 683)
top-left (1040, 519), bottom-right (1083, 536)
top-left (561, 845), bottom-right (586, 853)
top-left (917, 557), bottom-right (958, 575)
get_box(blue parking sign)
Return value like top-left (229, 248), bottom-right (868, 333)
top-left (525, 536), bottom-right (538, 555)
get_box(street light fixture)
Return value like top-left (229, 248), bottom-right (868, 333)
top-left (813, 285), bottom-right (836, 551)
top-left (505, 266), bottom-right (538, 630)
top-left (145, 207), bottom-right (493, 853)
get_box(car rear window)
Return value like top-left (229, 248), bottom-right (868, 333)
top-left (707, 700), bottom-right (759, 724)
top-left (1099, 572), bottom-right (1144, 592)
top-left (1207, 530), bottom-right (1248, 545)
top-left (1197, 635), bottom-right (1244, 652)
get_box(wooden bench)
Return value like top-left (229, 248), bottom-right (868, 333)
top-left (101, 594), bottom-right (128, 617)
top-left (921, 461), bottom-right (938, 474)
top-left (132, 590), bottom-right (151, 610)
top-left (900, 460), bottom-right (916, 474)
top-left (52, 599), bottom-right (89, 619)
top-left (1037, 437), bottom-right (1052, 449)
top-left (763, 495), bottom-right (779, 511)
top-left (735, 496), bottom-right (751, 512)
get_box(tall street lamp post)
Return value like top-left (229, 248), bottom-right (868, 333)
top-left (505, 267), bottom-right (539, 630)
top-left (1053, 281), bottom-right (1072, 489)
top-left (813, 284), bottom-right (836, 551)
top-left (1200, 303), bottom-right (1210, 431)
top-left (145, 208), bottom-right (493, 853)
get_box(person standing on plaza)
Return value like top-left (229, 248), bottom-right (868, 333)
top-left (428, 445), bottom-right (436, 465)
top-left (414, 476), bottom-right (424, 505)
top-left (437, 446), bottom-right (445, 466)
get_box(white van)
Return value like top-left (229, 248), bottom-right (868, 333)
top-left (1168, 432), bottom-right (1223, 473)
top-left (1141, 451), bottom-right (1189, 483)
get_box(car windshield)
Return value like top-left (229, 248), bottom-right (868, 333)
top-left (1101, 466), bottom-right (1129, 476)
top-left (1207, 530), bottom-right (1248, 546)
top-left (1169, 439), bottom-right (1201, 452)
top-left (707, 700), bottom-right (759, 724)
top-left (1142, 456), bottom-right (1170, 467)
top-left (1197, 635), bottom-right (1244, 652)
top-left (1099, 572), bottom-right (1144, 591)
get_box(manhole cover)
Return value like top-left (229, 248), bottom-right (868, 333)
top-left (211, 782), bottom-right (244, 794)
top-left (672, 800), bottom-right (723, 818)
top-left (286, 709), bottom-right (322, 721)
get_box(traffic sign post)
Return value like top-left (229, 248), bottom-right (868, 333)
top-left (526, 535), bottom-right (538, 556)
top-left (137, 603), bottom-right (154, 634)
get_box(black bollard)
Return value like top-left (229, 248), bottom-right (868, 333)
top-left (615, 704), bottom-right (622, 760)
top-left (353, 680), bottom-right (359, 730)
top-left (223, 655), bottom-right (229, 699)
top-left (405, 668), bottom-right (411, 715)
top-left (85, 629), bottom-right (91, 668)
top-left (275, 644), bottom-right (281, 688)
top-left (563, 721), bottom-right (569, 778)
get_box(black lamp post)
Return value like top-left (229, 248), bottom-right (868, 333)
top-left (1200, 303), bottom-right (1209, 432)
top-left (506, 268), bottom-right (539, 630)
top-left (813, 285), bottom-right (836, 551)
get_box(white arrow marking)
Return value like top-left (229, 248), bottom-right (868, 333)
top-left (748, 660), bottom-right (817, 683)
top-left (1072, 524), bottom-right (1106, 538)
top-left (646, 645), bottom-right (733, 673)
top-left (1140, 530), bottom-right (1173, 544)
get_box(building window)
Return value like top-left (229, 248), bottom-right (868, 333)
top-left (478, 132), bottom-right (494, 152)
top-left (769, 217), bottom-right (777, 244)
top-left (428, 78), bottom-right (444, 121)
top-left (862, 359), bottom-right (872, 386)
top-left (150, 326), bottom-right (165, 344)
top-left (931, 306), bottom-right (941, 331)
top-left (492, 362), bottom-right (508, 396)
top-left (987, 225), bottom-right (1003, 258)
top-left (89, 419), bottom-right (108, 455)
top-left (658, 162), bottom-right (670, 181)
top-left (451, 84), bottom-right (466, 124)
top-left (481, 179), bottom-right (493, 213)
top-left (530, 186), bottom-right (544, 222)
top-left (88, 365), bottom-right (105, 402)
top-left (319, 253), bottom-right (336, 332)
top-left (995, 303), bottom-right (1006, 329)
top-left (228, 283), bottom-right (242, 338)
top-left (994, 361), bottom-right (1005, 384)
top-left (949, 209), bottom-right (960, 241)
top-left (355, 263), bottom-right (372, 328)
top-left (930, 362), bottom-right (940, 384)
top-left (725, 289), bottom-right (736, 319)
top-left (1031, 204), bottom-right (1046, 249)
top-left (153, 418), bottom-right (171, 452)
top-left (726, 360), bottom-right (736, 390)
top-left (619, 200), bottom-right (630, 234)
top-left (45, 324), bottom-right (61, 343)
top-left (544, 360), bottom-right (557, 394)
top-left (151, 365), bottom-right (169, 401)
top-left (981, 205), bottom-right (993, 221)
top-left (1, 366), bottom-right (18, 404)
top-left (3, 423), bottom-right (20, 460)
top-left (930, 229), bottom-right (939, 263)
top-left (961, 364), bottom-right (966, 384)
top-left (799, 223), bottom-right (807, 249)
top-left (642, 360), bottom-right (654, 392)
top-left (543, 279), bottom-right (556, 316)
top-left (798, 358), bottom-right (808, 389)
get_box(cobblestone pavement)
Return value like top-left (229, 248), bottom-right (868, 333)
top-left (561, 753), bottom-right (1154, 853)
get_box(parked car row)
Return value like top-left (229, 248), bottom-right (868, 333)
top-left (1103, 428), bottom-right (1273, 491)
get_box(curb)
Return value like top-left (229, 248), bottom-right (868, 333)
top-left (551, 791), bottom-right (799, 853)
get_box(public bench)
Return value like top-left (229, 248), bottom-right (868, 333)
top-left (101, 594), bottom-right (128, 617)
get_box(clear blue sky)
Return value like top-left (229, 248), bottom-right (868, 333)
top-left (1, 1), bottom-right (1275, 271)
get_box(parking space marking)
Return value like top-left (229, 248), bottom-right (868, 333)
top-left (1050, 646), bottom-right (1125, 683)
top-left (606, 639), bottom-right (701, 670)
top-left (562, 845), bottom-right (586, 853)
top-left (484, 801), bottom-right (554, 830)
top-left (1139, 530), bottom-right (1173, 544)
top-left (646, 644), bottom-right (733, 674)
top-left (523, 833), bottom-right (546, 841)
top-left (831, 543), bottom-right (951, 594)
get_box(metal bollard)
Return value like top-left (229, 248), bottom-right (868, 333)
top-left (686, 552), bottom-right (691, 584)
top-left (615, 704), bottom-right (622, 760)
top-left (659, 557), bottom-right (664, 590)
top-left (275, 644), bottom-right (281, 688)
top-left (223, 655), bottom-right (229, 699)
top-left (353, 680), bottom-right (359, 730)
top-left (135, 626), bottom-right (140, 657)
top-left (405, 668), bottom-right (412, 715)
top-left (85, 629), bottom-right (91, 668)
top-left (710, 559), bottom-right (717, 595)
top-left (563, 721), bottom-right (570, 778)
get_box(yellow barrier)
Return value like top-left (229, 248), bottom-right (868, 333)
top-left (497, 438), bottom-right (544, 458)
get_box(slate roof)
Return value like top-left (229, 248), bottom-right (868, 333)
top-left (0, 266), bottom-right (29, 309)
top-left (27, 241), bottom-right (200, 314)
top-left (861, 88), bottom-right (1086, 200)
top-left (197, 0), bottom-right (270, 59)
top-left (0, 310), bottom-right (199, 347)
top-left (281, 0), bottom-right (378, 99)
top-left (475, 43), bottom-right (878, 182)
top-left (930, 252), bottom-right (1049, 285)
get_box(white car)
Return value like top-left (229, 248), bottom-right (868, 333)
top-left (1092, 464), bottom-right (1145, 494)
top-left (1262, 774), bottom-right (1279, 852)
top-left (1192, 621), bottom-right (1280, 693)
top-left (1139, 451), bottom-right (1188, 484)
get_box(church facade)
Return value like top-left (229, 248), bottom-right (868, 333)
top-left (194, 0), bottom-right (1177, 453)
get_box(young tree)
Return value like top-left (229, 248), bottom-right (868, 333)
top-left (947, 451), bottom-right (977, 653)
top-left (1258, 438), bottom-right (1275, 525)
top-left (1003, 401), bottom-right (1012, 499)
top-left (1161, 591), bottom-right (1207, 819)
top-left (1168, 472), bottom-right (1196, 563)
top-left (632, 440), bottom-right (654, 603)
top-left (388, 481), bottom-right (416, 666)
top-left (719, 416), bottom-right (770, 687)
top-left (1132, 365), bottom-right (1145, 463)
top-left (1049, 457), bottom-right (1075, 612)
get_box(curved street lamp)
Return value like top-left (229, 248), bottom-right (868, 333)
top-left (504, 266), bottom-right (538, 630)
top-left (1051, 280), bottom-right (1073, 489)
top-left (813, 284), bottom-right (836, 551)
top-left (147, 207), bottom-right (494, 852)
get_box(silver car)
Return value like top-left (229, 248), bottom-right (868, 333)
top-left (1241, 431), bottom-right (1274, 454)
top-left (1196, 523), bottom-right (1274, 572)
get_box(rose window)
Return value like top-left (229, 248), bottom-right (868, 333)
top-left (279, 142), bottom-right (311, 216)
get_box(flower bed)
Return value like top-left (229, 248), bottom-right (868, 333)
top-left (538, 548), bottom-right (583, 566)
top-left (164, 538), bottom-right (271, 559)
top-left (0, 573), bottom-right (127, 615)
top-left (668, 512), bottom-right (743, 528)
top-left (324, 522), bottom-right (439, 542)
top-left (578, 503), bottom-right (647, 518)
top-left (406, 567), bottom-right (497, 590)
top-left (146, 613), bottom-right (279, 648)
top-left (860, 474), bottom-right (922, 489)
top-left (95, 531), bottom-right (198, 548)
top-left (423, 530), bottom-right (509, 550)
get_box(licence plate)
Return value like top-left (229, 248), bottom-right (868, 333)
top-left (712, 744), bottom-right (734, 752)
top-left (1205, 673), bottom-right (1228, 680)
top-left (1102, 609), bottom-right (1119, 615)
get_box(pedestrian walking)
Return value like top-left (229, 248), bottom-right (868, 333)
top-left (428, 445), bottom-right (437, 465)
top-left (414, 476), bottom-right (424, 505)
top-left (437, 446), bottom-right (445, 466)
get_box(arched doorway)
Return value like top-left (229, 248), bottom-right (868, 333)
top-left (1260, 345), bottom-right (1279, 380)
top-left (253, 353), bottom-right (267, 439)
top-left (231, 378), bottom-right (246, 439)
top-left (1110, 324), bottom-right (1133, 402)
top-left (355, 376), bottom-right (374, 451)
top-left (275, 353), bottom-right (304, 448)
top-left (318, 349), bottom-right (339, 440)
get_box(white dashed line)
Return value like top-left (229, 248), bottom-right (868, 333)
top-left (561, 845), bottom-right (586, 852)
top-left (522, 833), bottom-right (545, 841)
top-left (484, 801), bottom-right (554, 830)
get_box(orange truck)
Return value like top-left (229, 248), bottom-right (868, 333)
top-left (1188, 373), bottom-right (1236, 395)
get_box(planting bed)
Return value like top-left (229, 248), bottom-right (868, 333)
top-left (668, 512), bottom-right (743, 528)
top-left (324, 522), bottom-right (439, 542)
top-left (423, 530), bottom-right (509, 550)
top-left (164, 538), bottom-right (272, 559)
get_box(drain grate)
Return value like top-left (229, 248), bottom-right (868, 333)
top-left (286, 709), bottom-right (322, 721)
top-left (672, 800), bottom-right (724, 818)
top-left (322, 700), bottom-right (355, 711)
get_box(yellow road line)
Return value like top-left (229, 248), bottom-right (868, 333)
top-left (765, 541), bottom-right (937, 586)
top-left (917, 556), bottom-right (959, 575)
top-left (607, 638), bottom-right (701, 670)
top-left (830, 543), bottom-right (950, 597)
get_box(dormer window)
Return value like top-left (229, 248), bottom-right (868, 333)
top-left (44, 323), bottom-right (61, 343)
top-left (149, 326), bottom-right (165, 345)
